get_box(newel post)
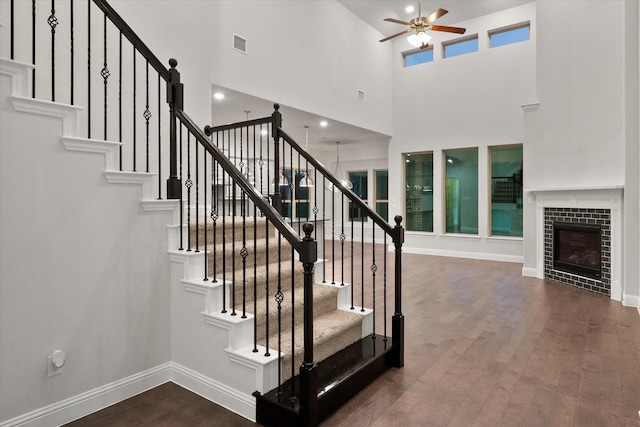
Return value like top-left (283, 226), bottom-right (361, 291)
top-left (270, 104), bottom-right (283, 215)
top-left (166, 58), bottom-right (183, 199)
top-left (299, 222), bottom-right (319, 427)
top-left (392, 215), bottom-right (405, 368)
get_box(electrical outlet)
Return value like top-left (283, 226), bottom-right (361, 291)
top-left (47, 350), bottom-right (65, 377)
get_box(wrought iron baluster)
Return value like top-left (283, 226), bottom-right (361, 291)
top-left (144, 61), bottom-right (151, 172)
top-left (178, 126), bottom-right (184, 251)
top-left (331, 189), bottom-right (335, 284)
top-left (185, 131), bottom-right (192, 251)
top-left (195, 136), bottom-right (200, 253)
top-left (383, 232), bottom-right (388, 342)
top-left (231, 173), bottom-right (236, 316)
top-left (221, 132), bottom-right (227, 314)
top-left (157, 74), bottom-right (162, 199)
top-left (10, 0), bottom-right (14, 60)
top-left (264, 216), bottom-right (270, 357)
top-left (211, 150), bottom-right (218, 282)
top-left (32, 0), bottom-right (36, 98)
top-left (203, 148), bottom-right (208, 281)
top-left (351, 199), bottom-right (355, 309)
top-left (341, 193), bottom-right (345, 286)
top-left (101, 14), bottom-right (109, 139)
top-left (69, 0), bottom-right (75, 105)
top-left (361, 218), bottom-right (365, 312)
top-left (252, 197), bottom-right (258, 353)
top-left (132, 48), bottom-right (137, 171)
top-left (241, 191), bottom-right (247, 319)
top-left (371, 226), bottom-right (377, 337)
top-left (275, 234), bottom-right (283, 390)
top-left (86, 0), bottom-right (90, 135)
top-left (118, 31), bottom-right (122, 170)
top-left (290, 244), bottom-right (295, 393)
top-left (48, 0), bottom-right (57, 101)
top-left (322, 176), bottom-right (326, 283)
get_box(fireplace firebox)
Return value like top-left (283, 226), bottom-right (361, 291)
top-left (553, 222), bottom-right (602, 279)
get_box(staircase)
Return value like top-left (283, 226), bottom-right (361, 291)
top-left (1, 1), bottom-right (405, 425)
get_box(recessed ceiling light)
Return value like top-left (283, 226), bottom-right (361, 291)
top-left (213, 92), bottom-right (224, 100)
top-left (320, 121), bottom-right (328, 127)
top-left (405, 5), bottom-right (415, 14)
top-left (260, 129), bottom-right (268, 135)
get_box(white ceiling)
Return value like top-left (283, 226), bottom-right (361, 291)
top-left (209, 1), bottom-right (531, 151)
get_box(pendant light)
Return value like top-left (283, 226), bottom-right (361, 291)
top-left (299, 126), bottom-right (314, 188)
top-left (326, 141), bottom-right (352, 192)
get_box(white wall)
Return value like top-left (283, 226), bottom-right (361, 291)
top-left (110, 0), bottom-right (215, 126)
top-left (522, 0), bottom-right (639, 308)
top-left (0, 74), bottom-right (173, 422)
top-left (208, 1), bottom-right (393, 137)
top-left (388, 3), bottom-right (536, 261)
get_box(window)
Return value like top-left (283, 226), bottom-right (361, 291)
top-left (490, 145), bottom-right (523, 237)
top-left (279, 169), bottom-right (310, 219)
top-left (403, 47), bottom-right (434, 67)
top-left (348, 171), bottom-right (368, 222)
top-left (444, 148), bottom-right (478, 234)
top-left (374, 170), bottom-right (389, 221)
top-left (443, 35), bottom-right (478, 58)
top-left (489, 23), bottom-right (530, 48)
top-left (404, 153), bottom-right (433, 232)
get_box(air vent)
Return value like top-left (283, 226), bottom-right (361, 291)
top-left (233, 34), bottom-right (247, 54)
top-left (357, 90), bottom-right (365, 102)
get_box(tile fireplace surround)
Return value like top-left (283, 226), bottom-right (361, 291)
top-left (530, 187), bottom-right (623, 301)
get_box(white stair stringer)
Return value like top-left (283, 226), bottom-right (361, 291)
top-left (0, 57), bottom-right (34, 97)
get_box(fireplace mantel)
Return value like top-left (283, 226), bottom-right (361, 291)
top-left (527, 186), bottom-right (624, 301)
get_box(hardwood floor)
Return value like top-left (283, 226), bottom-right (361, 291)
top-left (65, 253), bottom-right (640, 426)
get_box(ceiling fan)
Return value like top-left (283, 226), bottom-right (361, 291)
top-left (379, 4), bottom-right (466, 49)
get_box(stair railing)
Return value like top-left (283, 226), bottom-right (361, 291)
top-left (3, 1), bottom-right (403, 424)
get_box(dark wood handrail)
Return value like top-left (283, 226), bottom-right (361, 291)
top-left (277, 128), bottom-right (398, 239)
top-left (174, 109), bottom-right (306, 254)
top-left (91, 0), bottom-right (170, 81)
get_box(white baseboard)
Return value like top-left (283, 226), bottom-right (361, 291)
top-left (403, 246), bottom-right (523, 264)
top-left (170, 363), bottom-right (256, 422)
top-left (522, 267), bottom-right (539, 277)
top-left (622, 293), bottom-right (640, 314)
top-left (0, 362), bottom-right (258, 427)
top-left (0, 363), bottom-right (172, 427)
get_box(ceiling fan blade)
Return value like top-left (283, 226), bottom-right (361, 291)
top-left (379, 28), bottom-right (413, 42)
top-left (383, 17), bottom-right (412, 26)
top-left (424, 8), bottom-right (448, 25)
top-left (430, 25), bottom-right (467, 34)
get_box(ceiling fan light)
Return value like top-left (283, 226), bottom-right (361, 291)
top-left (408, 30), bottom-right (431, 48)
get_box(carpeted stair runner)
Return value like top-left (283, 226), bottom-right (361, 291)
top-left (191, 216), bottom-right (363, 383)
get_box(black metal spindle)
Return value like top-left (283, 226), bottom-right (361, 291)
top-left (383, 232), bottom-right (388, 342)
top-left (290, 244), bottom-right (295, 392)
top-left (231, 173), bottom-right (237, 316)
top-left (118, 31), bottom-right (122, 170)
top-left (203, 146), bottom-right (208, 281)
top-left (275, 233), bottom-right (283, 389)
top-left (144, 61), bottom-right (151, 172)
top-left (252, 199), bottom-right (258, 353)
top-left (361, 219), bottom-right (365, 312)
top-left (69, 0), bottom-right (73, 104)
top-left (264, 214), bottom-right (270, 357)
top-left (221, 133), bottom-right (227, 314)
top-left (101, 14), bottom-right (109, 139)
top-left (322, 176), bottom-right (326, 283)
top-left (371, 226), bottom-right (376, 337)
top-left (195, 139), bottom-right (200, 253)
top-left (241, 192), bottom-right (247, 319)
top-left (86, 0), bottom-right (90, 135)
top-left (157, 74), bottom-right (162, 199)
top-left (212, 152), bottom-right (218, 282)
top-left (132, 48), bottom-right (137, 171)
top-left (331, 190), bottom-right (335, 284)
top-left (185, 131), bottom-right (192, 251)
top-left (178, 125), bottom-right (184, 251)
top-left (10, 0), bottom-right (14, 60)
top-left (31, 0), bottom-right (36, 98)
top-left (351, 201), bottom-right (355, 310)
top-left (48, 0), bottom-right (57, 101)
top-left (341, 193), bottom-right (345, 285)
